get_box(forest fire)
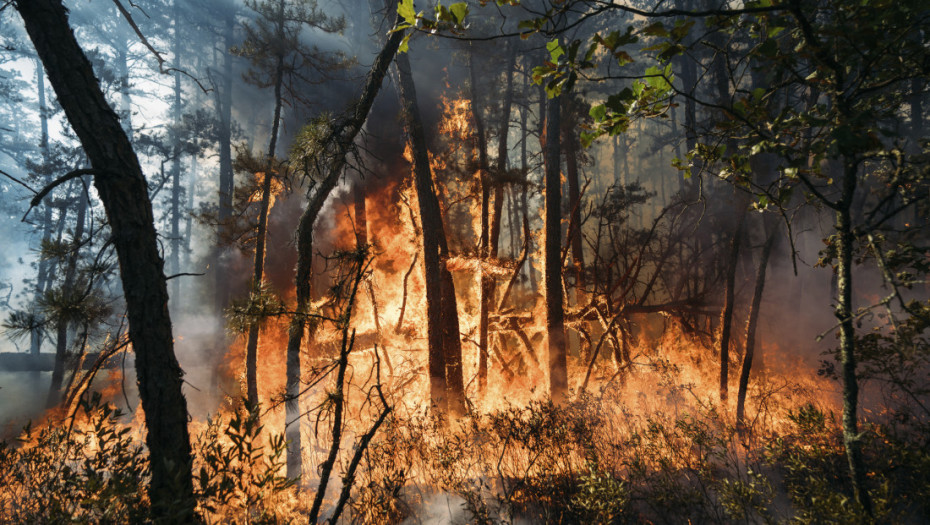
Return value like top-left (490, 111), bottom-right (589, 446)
top-left (1, 0), bottom-right (929, 523)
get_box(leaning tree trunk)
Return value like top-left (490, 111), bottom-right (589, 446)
top-left (717, 206), bottom-right (745, 404)
top-left (735, 214), bottom-right (776, 430)
top-left (544, 91), bottom-right (568, 400)
top-left (397, 49), bottom-right (466, 413)
top-left (283, 23), bottom-right (404, 479)
top-left (15, 0), bottom-right (196, 518)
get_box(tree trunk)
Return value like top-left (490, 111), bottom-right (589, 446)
top-left (46, 182), bottom-right (87, 408)
top-left (169, 0), bottom-right (182, 304)
top-left (471, 44), bottom-right (516, 394)
top-left (521, 69), bottom-right (536, 294)
top-left (31, 58), bottom-right (53, 356)
top-left (468, 48), bottom-right (492, 395)
top-left (16, 0), bottom-right (196, 517)
top-left (837, 163), bottom-right (871, 515)
top-left (717, 206), bottom-right (745, 403)
top-left (544, 92), bottom-right (568, 400)
top-left (215, 7), bottom-right (235, 317)
top-left (735, 215), bottom-right (776, 430)
top-left (397, 49), bottom-right (465, 413)
top-left (562, 98), bottom-right (585, 301)
top-left (355, 184), bottom-right (382, 333)
top-left (245, 49), bottom-right (285, 408)
top-left (283, 23), bottom-right (404, 478)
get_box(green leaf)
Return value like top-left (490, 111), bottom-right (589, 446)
top-left (644, 65), bottom-right (670, 91)
top-left (398, 0), bottom-right (416, 25)
top-left (547, 39), bottom-right (564, 63)
top-left (590, 104), bottom-right (607, 121)
top-left (752, 87), bottom-right (766, 101)
top-left (398, 33), bottom-right (411, 53)
top-left (449, 2), bottom-right (469, 24)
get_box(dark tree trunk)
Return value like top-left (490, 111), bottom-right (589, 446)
top-left (215, 7), bottom-right (235, 317)
top-left (284, 24), bottom-right (404, 478)
top-left (397, 49), bottom-right (465, 413)
top-left (544, 93), bottom-right (568, 400)
top-left (735, 215), bottom-right (776, 430)
top-left (717, 206), bottom-right (745, 403)
top-left (562, 99), bottom-right (585, 301)
top-left (245, 50), bottom-right (285, 408)
top-left (471, 44), bottom-right (516, 394)
top-left (15, 0), bottom-right (196, 518)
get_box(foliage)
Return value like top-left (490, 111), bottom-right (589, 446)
top-left (0, 393), bottom-right (148, 524)
top-left (226, 281), bottom-right (287, 334)
top-left (194, 401), bottom-right (298, 523)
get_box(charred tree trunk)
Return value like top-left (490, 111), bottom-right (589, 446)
top-left (544, 92), bottom-right (568, 400)
top-left (16, 0), bottom-right (196, 517)
top-left (735, 215), bottom-right (776, 430)
top-left (397, 49), bottom-right (466, 413)
top-left (245, 48), bottom-right (285, 408)
top-left (717, 206), bottom-right (745, 403)
top-left (283, 23), bottom-right (404, 478)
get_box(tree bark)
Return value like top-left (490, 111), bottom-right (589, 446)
top-left (717, 206), bottom-right (745, 403)
top-left (245, 45), bottom-right (285, 408)
top-left (215, 6), bottom-right (235, 317)
top-left (397, 49), bottom-right (466, 413)
top-left (15, 0), bottom-right (196, 518)
top-left (735, 215), bottom-right (776, 430)
top-left (837, 162), bottom-right (871, 515)
top-left (283, 22), bottom-right (404, 478)
top-left (544, 92), bottom-right (568, 400)
top-left (562, 97), bottom-right (585, 302)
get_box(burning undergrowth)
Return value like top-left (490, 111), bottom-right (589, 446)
top-left (2, 295), bottom-right (929, 524)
